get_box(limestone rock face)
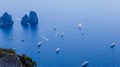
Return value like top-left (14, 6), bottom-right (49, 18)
top-left (0, 53), bottom-right (22, 67)
top-left (21, 15), bottom-right (29, 25)
top-left (0, 12), bottom-right (14, 27)
top-left (0, 48), bottom-right (37, 67)
top-left (29, 11), bottom-right (38, 26)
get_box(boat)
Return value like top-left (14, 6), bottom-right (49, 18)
top-left (81, 61), bottom-right (89, 67)
top-left (60, 32), bottom-right (64, 37)
top-left (110, 42), bottom-right (116, 48)
top-left (37, 42), bottom-right (42, 47)
top-left (78, 23), bottom-right (82, 29)
top-left (56, 48), bottom-right (60, 53)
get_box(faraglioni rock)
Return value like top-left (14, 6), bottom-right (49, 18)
top-left (0, 12), bottom-right (14, 28)
top-left (21, 11), bottom-right (38, 26)
top-left (29, 11), bottom-right (38, 26)
top-left (0, 48), bottom-right (37, 67)
top-left (21, 14), bottom-right (29, 25)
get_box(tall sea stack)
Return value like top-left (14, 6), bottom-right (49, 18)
top-left (29, 11), bottom-right (38, 26)
top-left (0, 12), bottom-right (14, 28)
top-left (21, 14), bottom-right (29, 25)
top-left (21, 11), bottom-right (38, 26)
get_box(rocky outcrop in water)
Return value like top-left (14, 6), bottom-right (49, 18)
top-left (21, 15), bottom-right (29, 25)
top-left (29, 11), bottom-right (38, 26)
top-left (0, 48), bottom-right (37, 67)
top-left (21, 11), bottom-right (38, 26)
top-left (0, 12), bottom-right (14, 28)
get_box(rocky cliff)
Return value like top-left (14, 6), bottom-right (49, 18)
top-left (0, 48), bottom-right (37, 67)
top-left (0, 53), bottom-right (22, 67)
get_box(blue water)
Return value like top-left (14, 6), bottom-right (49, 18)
top-left (0, 0), bottom-right (120, 67)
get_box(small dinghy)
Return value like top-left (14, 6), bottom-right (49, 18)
top-left (37, 42), bottom-right (42, 47)
top-left (78, 23), bottom-right (82, 29)
top-left (55, 32), bottom-right (59, 36)
top-left (37, 49), bottom-right (40, 53)
top-left (53, 27), bottom-right (56, 31)
top-left (110, 42), bottom-right (116, 48)
top-left (56, 48), bottom-right (60, 54)
top-left (41, 36), bottom-right (49, 41)
top-left (81, 61), bottom-right (89, 67)
top-left (60, 33), bottom-right (64, 37)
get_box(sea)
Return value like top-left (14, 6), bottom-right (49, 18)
top-left (0, 0), bottom-right (120, 67)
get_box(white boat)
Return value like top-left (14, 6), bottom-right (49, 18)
top-left (55, 32), bottom-right (59, 36)
top-left (37, 42), bottom-right (42, 47)
top-left (110, 42), bottom-right (116, 48)
top-left (60, 32), bottom-right (64, 37)
top-left (37, 50), bottom-right (40, 53)
top-left (56, 48), bottom-right (60, 53)
top-left (78, 23), bottom-right (82, 29)
top-left (41, 36), bottom-right (48, 41)
top-left (81, 61), bottom-right (89, 67)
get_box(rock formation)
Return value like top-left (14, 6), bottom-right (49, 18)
top-left (0, 48), bottom-right (37, 67)
top-left (21, 11), bottom-right (38, 26)
top-left (0, 12), bottom-right (14, 28)
top-left (29, 11), bottom-right (38, 26)
top-left (0, 53), bottom-right (22, 67)
top-left (21, 14), bottom-right (29, 25)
